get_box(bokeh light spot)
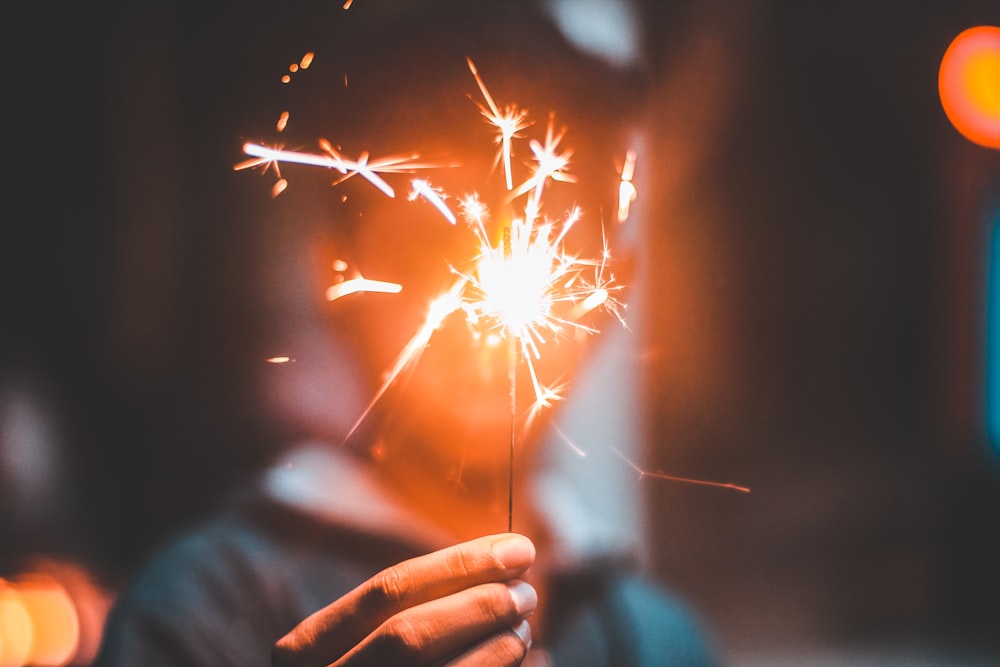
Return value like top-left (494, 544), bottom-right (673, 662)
top-left (0, 576), bottom-right (80, 667)
top-left (0, 585), bottom-right (33, 667)
top-left (939, 25), bottom-right (1000, 149)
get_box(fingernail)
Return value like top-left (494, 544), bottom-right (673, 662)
top-left (492, 535), bottom-right (535, 570)
top-left (512, 619), bottom-right (532, 650)
top-left (507, 580), bottom-right (537, 616)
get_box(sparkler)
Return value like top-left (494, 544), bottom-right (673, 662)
top-left (238, 52), bottom-right (744, 530)
top-left (240, 56), bottom-right (625, 529)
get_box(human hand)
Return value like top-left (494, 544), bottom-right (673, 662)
top-left (272, 533), bottom-right (537, 667)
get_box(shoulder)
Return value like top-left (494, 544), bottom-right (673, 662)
top-left (93, 496), bottom-right (383, 667)
top-left (94, 510), bottom-right (291, 666)
top-left (94, 491), bottom-right (429, 667)
top-left (609, 571), bottom-right (720, 667)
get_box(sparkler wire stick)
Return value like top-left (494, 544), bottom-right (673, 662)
top-left (503, 222), bottom-right (517, 532)
top-left (508, 335), bottom-right (517, 532)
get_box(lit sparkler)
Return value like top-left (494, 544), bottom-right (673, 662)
top-left (240, 56), bottom-right (634, 529)
top-left (241, 58), bottom-right (624, 422)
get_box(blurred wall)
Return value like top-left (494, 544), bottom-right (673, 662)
top-left (639, 0), bottom-right (1000, 660)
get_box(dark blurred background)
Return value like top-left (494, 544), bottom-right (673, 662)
top-left (4, 1), bottom-right (1000, 665)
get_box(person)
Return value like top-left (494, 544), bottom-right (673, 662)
top-left (93, 1), bottom-right (718, 665)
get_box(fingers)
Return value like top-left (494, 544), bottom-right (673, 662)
top-left (272, 533), bottom-right (535, 667)
top-left (441, 620), bottom-right (533, 667)
top-left (332, 579), bottom-right (535, 666)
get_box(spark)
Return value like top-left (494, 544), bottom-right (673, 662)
top-left (346, 279), bottom-right (467, 440)
top-left (467, 58), bottom-right (532, 191)
top-left (409, 179), bottom-right (456, 224)
top-left (551, 424), bottom-right (588, 457)
top-left (233, 144), bottom-right (283, 177)
top-left (617, 148), bottom-right (638, 223)
top-left (613, 448), bottom-right (751, 493)
top-left (266, 356), bottom-right (294, 364)
top-left (326, 277), bottom-right (403, 302)
top-left (510, 115), bottom-right (576, 205)
top-left (240, 142), bottom-right (442, 197)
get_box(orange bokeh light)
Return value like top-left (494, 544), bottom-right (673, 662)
top-left (0, 586), bottom-right (33, 667)
top-left (938, 25), bottom-right (1000, 149)
top-left (0, 576), bottom-right (79, 667)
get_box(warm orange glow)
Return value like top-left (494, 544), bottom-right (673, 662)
top-left (276, 111), bottom-right (289, 132)
top-left (241, 57), bottom-right (626, 439)
top-left (939, 25), bottom-right (1000, 149)
top-left (346, 280), bottom-right (467, 439)
top-left (0, 576), bottom-right (79, 667)
top-left (299, 52), bottom-right (315, 69)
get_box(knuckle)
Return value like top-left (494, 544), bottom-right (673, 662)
top-left (477, 584), bottom-right (513, 623)
top-left (444, 548), bottom-right (479, 579)
top-left (374, 614), bottom-right (428, 661)
top-left (368, 565), bottom-right (409, 606)
top-left (443, 546), bottom-right (498, 580)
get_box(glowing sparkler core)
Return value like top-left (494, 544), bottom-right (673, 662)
top-left (475, 227), bottom-right (554, 337)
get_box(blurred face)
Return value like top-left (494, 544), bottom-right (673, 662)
top-left (277, 18), bottom-right (641, 475)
